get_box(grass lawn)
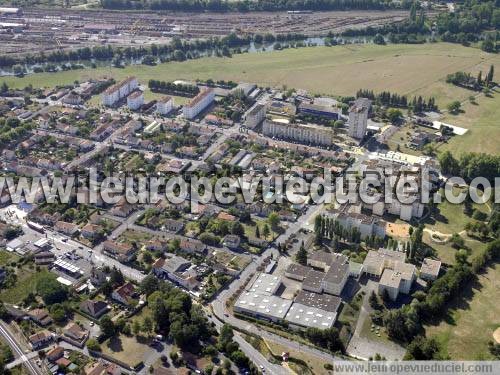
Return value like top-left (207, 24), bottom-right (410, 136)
top-left (437, 89), bottom-right (500, 156)
top-left (118, 229), bottom-right (153, 245)
top-left (426, 264), bottom-right (500, 360)
top-left (0, 250), bottom-right (20, 266)
top-left (423, 188), bottom-right (490, 235)
top-left (423, 231), bottom-right (488, 265)
top-left (101, 334), bottom-right (151, 368)
top-left (0, 267), bottom-right (54, 304)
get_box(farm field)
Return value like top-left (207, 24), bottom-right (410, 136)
top-left (3, 43), bottom-right (499, 107)
top-left (426, 264), bottom-right (500, 360)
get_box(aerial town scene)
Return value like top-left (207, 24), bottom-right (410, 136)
top-left (0, 1), bottom-right (499, 374)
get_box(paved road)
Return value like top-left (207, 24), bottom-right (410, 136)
top-left (6, 351), bottom-right (39, 369)
top-left (0, 322), bottom-right (44, 375)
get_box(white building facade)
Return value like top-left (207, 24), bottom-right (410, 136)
top-left (183, 89), bottom-right (214, 120)
top-left (348, 97), bottom-right (371, 139)
top-left (156, 96), bottom-right (174, 115)
top-left (101, 77), bottom-right (138, 107)
top-left (127, 91), bottom-right (144, 110)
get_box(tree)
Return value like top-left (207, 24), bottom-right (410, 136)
top-left (438, 150), bottom-right (459, 175)
top-left (449, 233), bottom-right (465, 249)
top-left (373, 33), bottom-right (385, 45)
top-left (486, 64), bottom-right (495, 86)
top-left (369, 291), bottom-right (381, 310)
top-left (86, 338), bottom-right (101, 352)
top-left (267, 212), bottom-right (280, 230)
top-left (455, 249), bottom-right (468, 264)
top-left (218, 324), bottom-right (234, 352)
top-left (0, 82), bottom-right (8, 94)
top-left (110, 267), bottom-right (124, 285)
top-left (49, 303), bottom-right (66, 323)
top-left (255, 225), bottom-right (260, 238)
top-left (404, 336), bottom-right (441, 360)
top-left (140, 274), bottom-right (159, 296)
top-left (36, 274), bottom-right (68, 305)
top-left (262, 224), bottom-right (270, 239)
top-left (447, 101), bottom-right (461, 114)
top-left (132, 320), bottom-right (142, 336)
top-left (386, 108), bottom-right (403, 124)
top-left (100, 315), bottom-right (115, 337)
top-left (296, 244), bottom-right (308, 265)
top-left (143, 316), bottom-right (153, 335)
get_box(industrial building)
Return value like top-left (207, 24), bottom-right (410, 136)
top-left (234, 273), bottom-right (343, 328)
top-left (183, 89), bottom-right (214, 119)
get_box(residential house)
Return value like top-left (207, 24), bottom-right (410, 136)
top-left (54, 221), bottom-right (79, 236)
top-left (84, 360), bottom-right (121, 375)
top-left (33, 249), bottom-right (56, 265)
top-left (109, 197), bottom-right (135, 218)
top-left (28, 309), bottom-right (53, 327)
top-left (81, 223), bottom-right (103, 239)
top-left (222, 234), bottom-right (241, 250)
top-left (46, 346), bottom-right (64, 362)
top-left (62, 322), bottom-right (89, 347)
top-left (163, 219), bottom-right (184, 233)
top-left (152, 256), bottom-right (200, 291)
top-left (111, 282), bottom-right (136, 305)
top-left (179, 239), bottom-right (206, 254)
top-left (80, 300), bottom-right (109, 319)
top-left (29, 331), bottom-right (53, 350)
top-left (103, 240), bottom-right (136, 262)
top-left (90, 267), bottom-right (107, 287)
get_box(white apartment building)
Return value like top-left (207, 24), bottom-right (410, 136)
top-left (348, 97), bottom-right (371, 139)
top-left (126, 90), bottom-right (144, 110)
top-left (245, 103), bottom-right (266, 129)
top-left (101, 77), bottom-right (138, 107)
top-left (183, 89), bottom-right (214, 119)
top-left (363, 248), bottom-right (416, 301)
top-left (156, 96), bottom-right (174, 115)
top-left (378, 262), bottom-right (416, 301)
top-left (262, 120), bottom-right (333, 146)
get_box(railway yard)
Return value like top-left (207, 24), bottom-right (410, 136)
top-left (0, 7), bottom-right (415, 56)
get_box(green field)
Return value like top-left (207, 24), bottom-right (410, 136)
top-left (438, 89), bottom-right (500, 155)
top-left (2, 43), bottom-right (499, 106)
top-left (426, 264), bottom-right (500, 360)
top-left (0, 267), bottom-right (53, 304)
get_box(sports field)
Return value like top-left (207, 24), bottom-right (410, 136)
top-left (426, 264), bottom-right (500, 360)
